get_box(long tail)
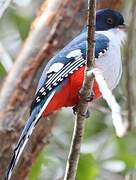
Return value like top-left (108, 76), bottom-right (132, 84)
top-left (5, 91), bottom-right (56, 180)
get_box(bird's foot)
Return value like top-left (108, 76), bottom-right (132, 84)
top-left (72, 105), bottom-right (90, 118)
top-left (85, 92), bottom-right (94, 102)
top-left (79, 89), bottom-right (94, 102)
top-left (84, 109), bottom-right (90, 118)
top-left (72, 105), bottom-right (78, 115)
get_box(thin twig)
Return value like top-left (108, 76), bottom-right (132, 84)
top-left (64, 1), bottom-right (96, 180)
top-left (0, 0), bottom-right (73, 179)
top-left (0, 0), bottom-right (68, 111)
top-left (124, 0), bottom-right (136, 130)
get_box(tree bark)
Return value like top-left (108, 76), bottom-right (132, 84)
top-left (97, 0), bottom-right (123, 10)
top-left (124, 0), bottom-right (136, 130)
top-left (0, 0), bottom-right (86, 179)
top-left (0, 0), bottom-right (124, 179)
top-left (64, 0), bottom-right (96, 179)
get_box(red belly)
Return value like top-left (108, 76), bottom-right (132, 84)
top-left (42, 66), bottom-right (101, 116)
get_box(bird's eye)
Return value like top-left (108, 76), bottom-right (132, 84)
top-left (107, 17), bottom-right (113, 25)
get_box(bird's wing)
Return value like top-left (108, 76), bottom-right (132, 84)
top-left (30, 49), bottom-right (86, 111)
top-left (5, 32), bottom-right (109, 180)
top-left (31, 33), bottom-right (109, 111)
top-left (5, 32), bottom-right (86, 180)
top-left (95, 33), bottom-right (110, 58)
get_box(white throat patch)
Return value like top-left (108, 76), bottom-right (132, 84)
top-left (95, 28), bottom-right (126, 90)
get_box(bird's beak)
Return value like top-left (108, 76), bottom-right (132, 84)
top-left (118, 24), bottom-right (128, 32)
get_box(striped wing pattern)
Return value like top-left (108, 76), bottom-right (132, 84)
top-left (31, 55), bottom-right (86, 111)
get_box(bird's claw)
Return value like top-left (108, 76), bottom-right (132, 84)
top-left (85, 109), bottom-right (90, 118)
top-left (73, 105), bottom-right (78, 115)
top-left (72, 105), bottom-right (90, 118)
top-left (79, 90), bottom-right (94, 102)
top-left (85, 92), bottom-right (94, 102)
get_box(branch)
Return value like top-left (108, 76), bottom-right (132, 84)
top-left (124, 0), bottom-right (136, 130)
top-left (64, 1), bottom-right (130, 179)
top-left (0, 0), bottom-right (73, 179)
top-left (0, 0), bottom-right (68, 110)
top-left (64, 1), bottom-right (96, 179)
top-left (97, 0), bottom-right (123, 10)
top-left (0, 0), bottom-right (86, 179)
top-left (0, 0), bottom-right (125, 179)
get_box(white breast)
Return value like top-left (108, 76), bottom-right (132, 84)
top-left (95, 29), bottom-right (126, 90)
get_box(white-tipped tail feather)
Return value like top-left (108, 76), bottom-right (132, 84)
top-left (5, 91), bottom-right (56, 180)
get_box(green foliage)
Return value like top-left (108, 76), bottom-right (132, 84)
top-left (0, 63), bottom-right (6, 76)
top-left (76, 153), bottom-right (98, 180)
top-left (29, 150), bottom-right (47, 180)
top-left (115, 134), bottom-right (136, 171)
top-left (8, 10), bottom-right (32, 40)
top-left (0, 1), bottom-right (135, 179)
top-left (28, 106), bottom-right (136, 179)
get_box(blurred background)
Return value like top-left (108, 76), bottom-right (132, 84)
top-left (0, 0), bottom-right (136, 180)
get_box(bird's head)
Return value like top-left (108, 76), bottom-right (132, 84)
top-left (96, 9), bottom-right (126, 32)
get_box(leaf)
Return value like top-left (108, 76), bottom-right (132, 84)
top-left (0, 63), bottom-right (6, 76)
top-left (28, 150), bottom-right (48, 180)
top-left (7, 9), bottom-right (32, 40)
top-left (76, 153), bottom-right (98, 180)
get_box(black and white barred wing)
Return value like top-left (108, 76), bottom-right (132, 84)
top-left (5, 49), bottom-right (86, 180)
top-left (5, 33), bottom-right (109, 180)
top-left (31, 49), bottom-right (86, 111)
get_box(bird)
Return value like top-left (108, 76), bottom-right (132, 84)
top-left (5, 9), bottom-right (126, 180)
